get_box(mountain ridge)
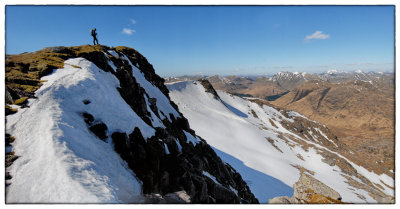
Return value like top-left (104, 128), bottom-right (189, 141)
top-left (5, 45), bottom-right (257, 203)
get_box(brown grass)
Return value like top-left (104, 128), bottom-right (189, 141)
top-left (14, 97), bottom-right (28, 105)
top-left (5, 45), bottom-right (137, 99)
top-left (269, 118), bottom-right (278, 128)
top-left (307, 193), bottom-right (345, 204)
top-left (303, 188), bottom-right (346, 204)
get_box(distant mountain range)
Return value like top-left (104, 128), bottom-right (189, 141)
top-left (165, 71), bottom-right (393, 97)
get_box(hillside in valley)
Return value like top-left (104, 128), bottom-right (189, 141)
top-left (167, 80), bottom-right (394, 203)
top-left (207, 75), bottom-right (288, 99)
top-left (167, 75), bottom-right (288, 100)
top-left (5, 45), bottom-right (258, 203)
top-left (271, 78), bottom-right (394, 177)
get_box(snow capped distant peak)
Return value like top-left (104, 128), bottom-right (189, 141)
top-left (355, 70), bottom-right (363, 74)
top-left (327, 69), bottom-right (338, 74)
top-left (274, 71), bottom-right (304, 78)
top-left (276, 71), bottom-right (290, 76)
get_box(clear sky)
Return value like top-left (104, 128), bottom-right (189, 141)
top-left (6, 5), bottom-right (394, 76)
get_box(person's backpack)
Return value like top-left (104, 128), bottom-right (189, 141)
top-left (90, 29), bottom-right (93, 36)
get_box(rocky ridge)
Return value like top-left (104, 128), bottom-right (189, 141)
top-left (5, 45), bottom-right (258, 203)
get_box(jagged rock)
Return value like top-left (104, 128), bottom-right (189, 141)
top-left (111, 132), bottom-right (130, 152)
top-left (148, 98), bottom-right (157, 106)
top-left (198, 79), bottom-right (220, 100)
top-left (81, 112), bottom-right (108, 140)
top-left (82, 112), bottom-right (94, 125)
top-left (5, 86), bottom-right (17, 104)
top-left (88, 123), bottom-right (108, 140)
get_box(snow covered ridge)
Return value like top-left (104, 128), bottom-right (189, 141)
top-left (5, 45), bottom-right (258, 203)
top-left (6, 58), bottom-right (144, 203)
top-left (167, 80), bottom-right (394, 203)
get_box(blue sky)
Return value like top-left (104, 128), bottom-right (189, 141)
top-left (6, 5), bottom-right (394, 76)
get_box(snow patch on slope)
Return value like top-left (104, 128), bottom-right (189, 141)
top-left (121, 53), bottom-right (180, 122)
top-left (184, 130), bottom-right (200, 146)
top-left (103, 52), bottom-right (117, 72)
top-left (107, 50), bottom-right (120, 58)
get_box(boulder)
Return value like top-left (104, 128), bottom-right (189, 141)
top-left (269, 173), bottom-right (342, 204)
top-left (294, 173), bottom-right (341, 201)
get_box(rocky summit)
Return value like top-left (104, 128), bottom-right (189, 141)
top-left (5, 45), bottom-right (257, 203)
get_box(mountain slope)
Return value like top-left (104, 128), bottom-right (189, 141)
top-left (271, 80), bottom-right (394, 176)
top-left (5, 45), bottom-right (257, 203)
top-left (167, 80), bottom-right (394, 203)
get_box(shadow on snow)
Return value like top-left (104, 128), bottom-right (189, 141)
top-left (221, 100), bottom-right (248, 118)
top-left (212, 146), bottom-right (293, 203)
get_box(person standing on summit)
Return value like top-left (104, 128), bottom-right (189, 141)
top-left (91, 28), bottom-right (99, 45)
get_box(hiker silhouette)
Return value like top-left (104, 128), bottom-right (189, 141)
top-left (91, 28), bottom-right (99, 45)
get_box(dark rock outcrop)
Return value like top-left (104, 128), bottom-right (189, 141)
top-left (109, 47), bottom-right (257, 203)
top-left (198, 79), bottom-right (221, 100)
top-left (5, 86), bottom-right (18, 104)
top-left (82, 112), bottom-right (108, 141)
top-left (89, 123), bottom-right (108, 140)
